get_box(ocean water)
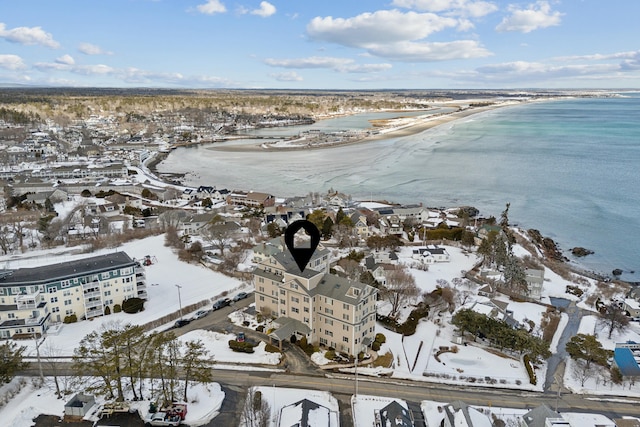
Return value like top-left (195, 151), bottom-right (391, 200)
top-left (158, 95), bottom-right (640, 281)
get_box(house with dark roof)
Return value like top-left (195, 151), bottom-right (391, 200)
top-left (0, 252), bottom-right (145, 338)
top-left (375, 400), bottom-right (414, 427)
top-left (443, 401), bottom-right (491, 427)
top-left (521, 404), bottom-right (567, 427)
top-left (278, 398), bottom-right (336, 427)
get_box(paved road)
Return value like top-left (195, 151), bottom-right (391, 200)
top-left (25, 298), bottom-right (640, 426)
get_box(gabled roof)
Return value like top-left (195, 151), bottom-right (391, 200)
top-left (522, 404), bottom-right (561, 427)
top-left (279, 398), bottom-right (330, 427)
top-left (378, 401), bottom-right (414, 427)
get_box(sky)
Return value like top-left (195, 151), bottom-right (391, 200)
top-left (1, 0), bottom-right (640, 89)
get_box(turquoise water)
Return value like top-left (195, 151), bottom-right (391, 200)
top-left (158, 96), bottom-right (640, 281)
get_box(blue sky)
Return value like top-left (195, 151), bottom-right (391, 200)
top-left (1, 0), bottom-right (639, 89)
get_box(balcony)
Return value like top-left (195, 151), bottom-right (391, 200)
top-left (83, 290), bottom-right (101, 299)
top-left (137, 290), bottom-right (148, 299)
top-left (84, 299), bottom-right (103, 309)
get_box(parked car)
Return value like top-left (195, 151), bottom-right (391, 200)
top-left (174, 318), bottom-right (191, 328)
top-left (233, 292), bottom-right (249, 302)
top-left (212, 298), bottom-right (231, 311)
top-left (192, 309), bottom-right (209, 320)
top-left (145, 411), bottom-right (181, 426)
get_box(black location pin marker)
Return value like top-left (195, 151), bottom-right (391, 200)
top-left (284, 220), bottom-right (320, 273)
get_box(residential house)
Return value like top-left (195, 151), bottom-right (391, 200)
top-left (253, 242), bottom-right (377, 356)
top-left (443, 401), bottom-right (492, 427)
top-left (374, 400), bottom-right (414, 427)
top-left (474, 224), bottom-right (502, 246)
top-left (177, 213), bottom-right (217, 236)
top-left (624, 299), bottom-right (640, 318)
top-left (520, 404), bottom-right (568, 427)
top-left (227, 190), bottom-right (275, 208)
top-left (412, 245), bottom-right (451, 263)
top-left (613, 342), bottom-right (640, 377)
top-left (379, 215), bottom-right (403, 236)
top-left (350, 213), bottom-right (370, 240)
top-left (524, 269), bottom-right (545, 301)
top-left (0, 252), bottom-right (145, 338)
top-left (364, 256), bottom-right (388, 287)
top-left (278, 398), bottom-right (338, 427)
top-left (469, 299), bottom-right (520, 329)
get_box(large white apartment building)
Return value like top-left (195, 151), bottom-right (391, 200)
top-left (253, 238), bottom-right (377, 356)
top-left (0, 252), bottom-right (146, 339)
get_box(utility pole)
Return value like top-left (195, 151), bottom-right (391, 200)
top-left (175, 284), bottom-right (183, 319)
top-left (32, 333), bottom-right (43, 381)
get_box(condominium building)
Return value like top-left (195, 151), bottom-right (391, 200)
top-left (253, 238), bottom-right (377, 356)
top-left (0, 252), bottom-right (146, 339)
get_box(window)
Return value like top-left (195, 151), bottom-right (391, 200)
top-left (259, 286), bottom-right (265, 292)
top-left (48, 286), bottom-right (57, 293)
top-left (61, 280), bottom-right (70, 288)
top-left (65, 309), bottom-right (74, 315)
top-left (343, 303), bottom-right (349, 310)
top-left (52, 307), bottom-right (59, 313)
top-left (258, 277), bottom-right (264, 283)
top-left (291, 296), bottom-right (299, 303)
top-left (101, 273), bottom-right (110, 280)
top-left (304, 307), bottom-right (309, 313)
top-left (280, 299), bottom-right (286, 305)
top-left (343, 337), bottom-right (349, 343)
top-left (320, 338), bottom-right (328, 345)
top-left (11, 287), bottom-right (20, 295)
top-left (304, 317), bottom-right (309, 323)
top-left (259, 296), bottom-right (265, 301)
top-left (280, 309), bottom-right (286, 315)
top-left (324, 308), bottom-right (333, 315)
top-left (343, 313), bottom-right (349, 321)
top-left (343, 324), bottom-right (349, 331)
top-left (8, 313), bottom-right (15, 319)
top-left (280, 289), bottom-right (286, 295)
top-left (104, 290), bottom-right (111, 296)
top-left (50, 297), bottom-right (58, 303)
top-left (324, 318), bottom-right (333, 325)
top-left (292, 307), bottom-right (299, 313)
top-left (63, 290), bottom-right (72, 297)
top-left (325, 330), bottom-right (333, 337)
top-left (304, 296), bottom-right (309, 303)
top-left (64, 299), bottom-right (72, 306)
top-left (0, 289), bottom-right (4, 295)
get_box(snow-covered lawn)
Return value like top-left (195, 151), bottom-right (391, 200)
top-left (177, 330), bottom-right (282, 365)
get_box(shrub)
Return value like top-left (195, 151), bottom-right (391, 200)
top-left (375, 333), bottom-right (386, 344)
top-left (228, 340), bottom-right (255, 353)
top-left (104, 306), bottom-right (111, 315)
top-left (113, 304), bottom-right (122, 313)
top-left (256, 325), bottom-right (265, 332)
top-left (63, 314), bottom-right (78, 324)
top-left (523, 354), bottom-right (537, 385)
top-left (122, 297), bottom-right (145, 314)
top-left (265, 343), bottom-right (281, 353)
top-left (371, 341), bottom-right (381, 352)
top-left (325, 350), bottom-right (336, 361)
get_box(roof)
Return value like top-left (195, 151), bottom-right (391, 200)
top-left (273, 251), bottom-right (326, 279)
top-left (522, 404), bottom-right (561, 427)
top-left (614, 347), bottom-right (640, 376)
top-left (279, 398), bottom-right (330, 427)
top-left (269, 317), bottom-right (311, 341)
top-left (378, 401), bottom-right (414, 427)
top-left (0, 252), bottom-right (135, 286)
top-left (314, 274), bottom-right (375, 305)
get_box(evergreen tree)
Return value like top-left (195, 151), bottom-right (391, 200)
top-left (0, 341), bottom-right (27, 384)
top-left (322, 216), bottom-right (334, 239)
top-left (182, 340), bottom-right (213, 401)
top-left (566, 334), bottom-right (611, 369)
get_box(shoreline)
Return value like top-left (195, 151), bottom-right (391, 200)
top-left (203, 100), bottom-right (521, 153)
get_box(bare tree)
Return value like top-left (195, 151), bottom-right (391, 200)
top-left (571, 359), bottom-right (595, 387)
top-left (201, 220), bottom-right (237, 256)
top-left (241, 388), bottom-right (270, 427)
top-left (599, 303), bottom-right (629, 339)
top-left (381, 266), bottom-right (419, 319)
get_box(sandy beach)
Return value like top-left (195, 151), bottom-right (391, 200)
top-left (205, 100), bottom-right (521, 152)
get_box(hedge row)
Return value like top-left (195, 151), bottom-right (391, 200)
top-left (228, 340), bottom-right (255, 353)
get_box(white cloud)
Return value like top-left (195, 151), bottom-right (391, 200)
top-left (307, 10), bottom-right (458, 47)
top-left (264, 56), bottom-right (392, 73)
top-left (367, 40), bottom-right (491, 62)
top-left (0, 23), bottom-right (59, 48)
top-left (392, 0), bottom-right (498, 18)
top-left (196, 0), bottom-right (227, 15)
top-left (496, 1), bottom-right (562, 33)
top-left (251, 1), bottom-right (276, 18)
top-left (78, 43), bottom-right (112, 55)
top-left (55, 54), bottom-right (75, 65)
top-left (0, 54), bottom-right (26, 70)
top-left (270, 71), bottom-right (303, 82)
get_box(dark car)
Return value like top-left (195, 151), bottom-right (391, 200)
top-left (212, 298), bottom-right (231, 311)
top-left (233, 292), bottom-right (249, 302)
top-left (174, 318), bottom-right (191, 328)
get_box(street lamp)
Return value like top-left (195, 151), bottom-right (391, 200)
top-left (175, 285), bottom-right (183, 320)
